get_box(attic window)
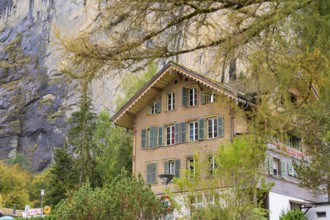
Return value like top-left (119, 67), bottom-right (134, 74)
top-left (316, 212), bottom-right (326, 218)
top-left (150, 100), bottom-right (161, 114)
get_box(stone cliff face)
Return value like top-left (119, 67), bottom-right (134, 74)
top-left (0, 0), bottom-right (231, 171)
top-left (0, 0), bottom-right (110, 171)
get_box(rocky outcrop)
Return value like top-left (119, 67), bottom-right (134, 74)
top-left (0, 0), bottom-right (91, 171)
top-left (0, 0), bottom-right (219, 171)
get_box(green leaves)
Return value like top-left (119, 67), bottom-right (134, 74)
top-left (174, 135), bottom-right (271, 220)
top-left (280, 209), bottom-right (308, 220)
top-left (55, 170), bottom-right (162, 220)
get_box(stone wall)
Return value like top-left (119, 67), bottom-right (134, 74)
top-left (0, 0), bottom-right (99, 171)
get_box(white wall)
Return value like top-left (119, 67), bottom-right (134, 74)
top-left (305, 204), bottom-right (330, 220)
top-left (268, 192), bottom-right (306, 220)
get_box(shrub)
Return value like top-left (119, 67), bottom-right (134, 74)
top-left (280, 209), bottom-right (308, 220)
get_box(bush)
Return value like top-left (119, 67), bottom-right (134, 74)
top-left (55, 170), bottom-right (161, 220)
top-left (280, 209), bottom-right (307, 220)
top-left (0, 162), bottom-right (31, 209)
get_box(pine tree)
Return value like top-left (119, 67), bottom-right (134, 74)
top-left (47, 148), bottom-right (78, 206)
top-left (67, 96), bottom-right (97, 186)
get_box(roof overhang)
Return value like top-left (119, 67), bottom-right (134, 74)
top-left (111, 62), bottom-right (248, 129)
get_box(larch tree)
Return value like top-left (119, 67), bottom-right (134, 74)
top-left (57, 0), bottom-right (329, 196)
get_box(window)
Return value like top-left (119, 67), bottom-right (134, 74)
top-left (268, 157), bottom-right (286, 178)
top-left (207, 116), bottom-right (224, 138)
top-left (201, 91), bottom-right (217, 104)
top-left (166, 125), bottom-right (175, 145)
top-left (205, 193), bottom-right (215, 206)
top-left (273, 158), bottom-right (279, 176)
top-left (208, 156), bottom-right (217, 176)
top-left (208, 92), bottom-right (216, 103)
top-left (208, 118), bottom-right (218, 138)
top-left (316, 212), bottom-right (327, 218)
top-left (189, 121), bottom-right (198, 141)
top-left (164, 159), bottom-right (181, 178)
top-left (288, 162), bottom-right (297, 177)
top-left (169, 160), bottom-right (175, 175)
top-left (289, 135), bottom-right (302, 150)
top-left (187, 157), bottom-right (195, 178)
top-left (150, 100), bottom-right (160, 114)
top-left (290, 202), bottom-right (301, 210)
top-left (189, 87), bottom-right (197, 106)
top-left (146, 162), bottom-right (157, 184)
top-left (167, 92), bottom-right (175, 111)
top-left (191, 194), bottom-right (203, 209)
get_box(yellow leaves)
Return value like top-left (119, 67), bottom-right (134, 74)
top-left (0, 162), bottom-right (31, 209)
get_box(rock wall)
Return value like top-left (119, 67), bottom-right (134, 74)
top-left (0, 0), bottom-right (113, 171)
top-left (0, 0), bottom-right (238, 171)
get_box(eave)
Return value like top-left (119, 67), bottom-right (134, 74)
top-left (111, 61), bottom-right (248, 129)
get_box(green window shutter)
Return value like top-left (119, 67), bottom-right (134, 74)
top-left (182, 87), bottom-right (187, 107)
top-left (158, 127), bottom-right (163, 146)
top-left (288, 163), bottom-right (293, 176)
top-left (175, 123), bottom-right (179, 144)
top-left (198, 118), bottom-right (205, 140)
top-left (149, 128), bottom-right (153, 148)
top-left (146, 163), bottom-right (151, 183)
top-left (281, 161), bottom-right (286, 178)
top-left (147, 163), bottom-right (155, 183)
top-left (218, 116), bottom-right (224, 137)
top-left (147, 163), bottom-right (156, 183)
top-left (156, 100), bottom-right (161, 113)
top-left (181, 122), bottom-right (186, 143)
top-left (164, 161), bottom-right (169, 174)
top-left (175, 159), bottom-right (181, 178)
top-left (151, 163), bottom-right (156, 183)
top-left (153, 127), bottom-right (157, 148)
top-left (178, 123), bottom-right (182, 144)
top-left (268, 157), bottom-right (273, 175)
top-left (141, 129), bottom-right (146, 149)
top-left (201, 92), bottom-right (206, 105)
top-left (149, 127), bottom-right (157, 148)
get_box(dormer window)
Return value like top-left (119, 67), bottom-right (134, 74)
top-left (289, 135), bottom-right (302, 150)
top-left (150, 100), bottom-right (161, 114)
top-left (201, 91), bottom-right (217, 104)
top-left (167, 92), bottom-right (175, 111)
top-left (208, 92), bottom-right (216, 103)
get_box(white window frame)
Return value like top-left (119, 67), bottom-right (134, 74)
top-left (209, 156), bottom-right (217, 176)
top-left (166, 125), bottom-right (175, 145)
top-left (150, 101), bottom-right (157, 114)
top-left (167, 92), bottom-right (175, 111)
top-left (207, 118), bottom-right (218, 139)
top-left (189, 87), bottom-right (197, 106)
top-left (189, 121), bottom-right (198, 141)
top-left (208, 91), bottom-right (216, 103)
top-left (273, 158), bottom-right (280, 176)
top-left (168, 160), bottom-right (175, 175)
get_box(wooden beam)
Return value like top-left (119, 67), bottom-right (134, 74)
top-left (126, 111), bottom-right (136, 117)
top-left (176, 71), bottom-right (182, 81)
top-left (198, 82), bottom-right (204, 91)
top-left (151, 86), bottom-right (162, 93)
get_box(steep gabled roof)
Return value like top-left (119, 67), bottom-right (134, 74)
top-left (112, 61), bottom-right (248, 129)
